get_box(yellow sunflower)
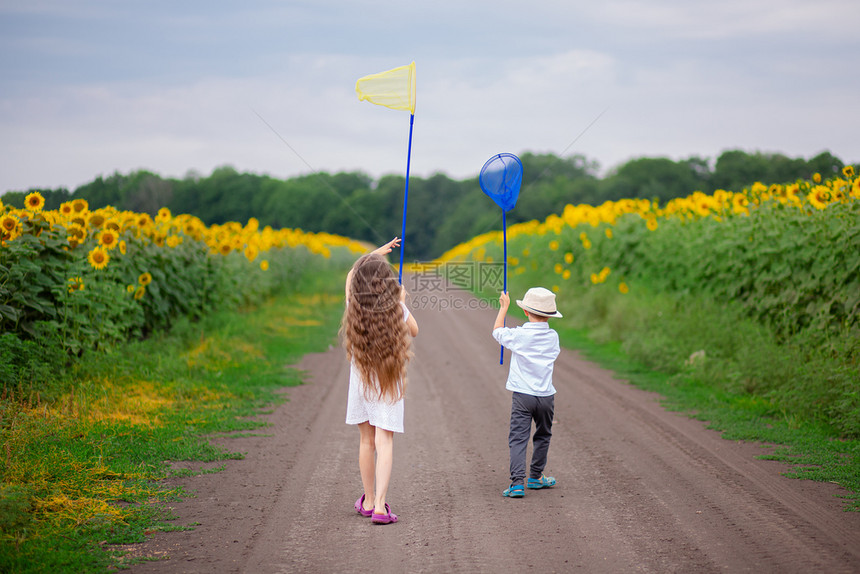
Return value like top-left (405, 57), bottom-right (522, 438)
top-left (98, 229), bottom-right (119, 250)
top-left (548, 240), bottom-right (559, 251)
top-left (731, 193), bottom-right (750, 215)
top-left (59, 202), bottom-right (74, 216)
top-left (1, 213), bottom-right (21, 237)
top-left (87, 211), bottom-right (106, 228)
top-left (66, 222), bottom-right (86, 244)
top-left (138, 272), bottom-right (153, 286)
top-left (599, 267), bottom-right (611, 282)
top-left (25, 191), bottom-right (45, 212)
top-left (87, 246), bottom-right (110, 270)
top-left (807, 186), bottom-right (830, 210)
top-left (66, 223), bottom-right (87, 242)
top-left (119, 240), bottom-right (127, 254)
top-left (134, 285), bottom-right (146, 300)
top-left (554, 263), bottom-right (563, 274)
top-left (260, 260), bottom-right (269, 271)
top-left (137, 214), bottom-right (153, 229)
top-left (71, 198), bottom-right (89, 213)
top-left (564, 252), bottom-right (574, 264)
top-left (831, 182), bottom-right (847, 202)
top-left (618, 282), bottom-right (629, 294)
top-left (67, 276), bottom-right (85, 294)
top-left (843, 165), bottom-right (855, 179)
top-left (184, 221), bottom-right (201, 239)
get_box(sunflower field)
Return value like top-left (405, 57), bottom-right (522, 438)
top-left (429, 167), bottom-right (860, 436)
top-left (0, 193), bottom-right (365, 398)
top-left (0, 192), bottom-right (369, 571)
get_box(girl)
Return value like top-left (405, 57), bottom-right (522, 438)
top-left (342, 238), bottom-right (419, 525)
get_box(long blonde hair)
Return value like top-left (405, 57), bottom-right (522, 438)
top-left (341, 253), bottom-right (412, 402)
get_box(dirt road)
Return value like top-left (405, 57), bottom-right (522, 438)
top-left (126, 285), bottom-right (860, 573)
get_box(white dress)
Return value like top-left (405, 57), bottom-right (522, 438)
top-left (344, 302), bottom-right (409, 433)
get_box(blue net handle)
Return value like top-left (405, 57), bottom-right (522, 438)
top-left (500, 209), bottom-right (507, 365)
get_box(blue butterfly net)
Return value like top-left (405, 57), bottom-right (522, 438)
top-left (479, 153), bottom-right (523, 212)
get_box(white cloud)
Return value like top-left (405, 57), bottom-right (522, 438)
top-left (586, 0), bottom-right (860, 39)
top-left (1, 0), bottom-right (859, 194)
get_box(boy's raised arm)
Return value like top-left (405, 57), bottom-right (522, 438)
top-left (493, 291), bottom-right (510, 331)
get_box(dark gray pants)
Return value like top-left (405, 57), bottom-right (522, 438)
top-left (508, 392), bottom-right (554, 486)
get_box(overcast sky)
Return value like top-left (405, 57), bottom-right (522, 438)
top-left (2, 0), bottom-right (859, 194)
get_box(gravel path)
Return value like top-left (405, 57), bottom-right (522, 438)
top-left (124, 285), bottom-right (860, 573)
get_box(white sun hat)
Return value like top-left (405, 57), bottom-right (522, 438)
top-left (516, 287), bottom-right (562, 318)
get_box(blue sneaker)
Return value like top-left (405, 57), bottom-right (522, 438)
top-left (527, 475), bottom-right (556, 489)
top-left (503, 483), bottom-right (525, 498)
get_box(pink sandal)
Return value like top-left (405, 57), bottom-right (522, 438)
top-left (371, 503), bottom-right (398, 525)
top-left (354, 494), bottom-right (373, 517)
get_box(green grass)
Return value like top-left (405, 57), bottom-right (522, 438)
top-left (557, 325), bottom-right (860, 511)
top-left (0, 267), bottom-right (347, 573)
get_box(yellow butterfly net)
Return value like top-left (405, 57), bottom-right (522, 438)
top-left (355, 62), bottom-right (416, 114)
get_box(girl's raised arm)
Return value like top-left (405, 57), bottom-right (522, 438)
top-left (401, 286), bottom-right (419, 337)
top-left (405, 312), bottom-right (419, 338)
top-left (345, 268), bottom-right (354, 302)
top-left (372, 237), bottom-right (401, 256)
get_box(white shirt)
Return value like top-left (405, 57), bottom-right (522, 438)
top-left (492, 322), bottom-right (559, 396)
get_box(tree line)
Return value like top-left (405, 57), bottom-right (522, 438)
top-left (3, 149), bottom-right (849, 260)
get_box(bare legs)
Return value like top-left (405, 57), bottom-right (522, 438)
top-left (373, 426), bottom-right (394, 513)
top-left (357, 421), bottom-right (394, 514)
top-left (357, 422), bottom-right (376, 512)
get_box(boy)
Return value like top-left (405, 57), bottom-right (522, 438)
top-left (492, 287), bottom-right (562, 498)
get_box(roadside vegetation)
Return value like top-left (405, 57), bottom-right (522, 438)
top-left (0, 271), bottom-right (346, 572)
top-left (0, 196), bottom-right (358, 572)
